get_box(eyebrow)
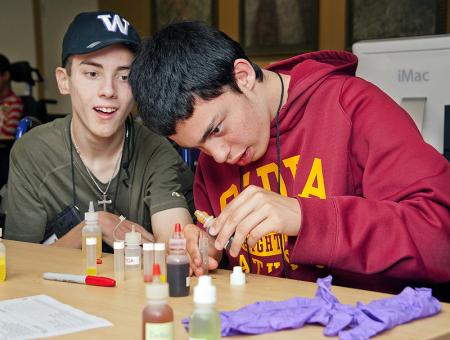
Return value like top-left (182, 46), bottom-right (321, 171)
top-left (79, 61), bottom-right (130, 71)
top-left (199, 120), bottom-right (216, 145)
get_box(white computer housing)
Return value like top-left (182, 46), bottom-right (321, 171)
top-left (353, 34), bottom-right (450, 154)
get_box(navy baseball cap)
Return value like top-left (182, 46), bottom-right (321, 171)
top-left (61, 10), bottom-right (141, 66)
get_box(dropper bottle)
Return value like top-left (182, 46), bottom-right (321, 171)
top-left (0, 228), bottom-right (6, 282)
top-left (189, 275), bottom-right (221, 339)
top-left (195, 210), bottom-right (234, 251)
top-left (82, 201), bottom-right (102, 258)
top-left (142, 263), bottom-right (174, 340)
top-left (125, 225), bottom-right (142, 271)
top-left (166, 223), bottom-right (190, 297)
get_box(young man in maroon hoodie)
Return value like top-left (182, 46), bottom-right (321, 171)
top-left (129, 21), bottom-right (450, 295)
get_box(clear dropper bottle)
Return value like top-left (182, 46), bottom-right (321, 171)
top-left (125, 225), bottom-right (142, 271)
top-left (82, 201), bottom-right (102, 258)
top-left (143, 242), bottom-right (154, 283)
top-left (195, 210), bottom-right (234, 251)
top-left (86, 236), bottom-right (97, 276)
top-left (114, 240), bottom-right (125, 284)
top-left (189, 275), bottom-right (221, 340)
top-left (0, 228), bottom-right (6, 282)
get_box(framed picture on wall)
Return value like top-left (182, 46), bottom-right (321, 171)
top-left (151, 0), bottom-right (218, 33)
top-left (348, 0), bottom-right (448, 47)
top-left (240, 0), bottom-right (319, 57)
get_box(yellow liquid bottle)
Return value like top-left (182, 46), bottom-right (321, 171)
top-left (81, 202), bottom-right (102, 258)
top-left (0, 228), bottom-right (6, 282)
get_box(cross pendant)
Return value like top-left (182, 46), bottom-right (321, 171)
top-left (98, 194), bottom-right (112, 211)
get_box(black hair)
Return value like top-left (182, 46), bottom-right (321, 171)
top-left (0, 54), bottom-right (11, 75)
top-left (129, 21), bottom-right (263, 136)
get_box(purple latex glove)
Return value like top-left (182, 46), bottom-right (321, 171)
top-left (182, 275), bottom-right (441, 338)
top-left (182, 276), bottom-right (338, 336)
top-left (337, 287), bottom-right (441, 340)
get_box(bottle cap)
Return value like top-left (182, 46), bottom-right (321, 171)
top-left (143, 243), bottom-right (154, 251)
top-left (152, 263), bottom-right (161, 276)
top-left (146, 282), bottom-right (169, 300)
top-left (84, 201), bottom-right (98, 222)
top-left (125, 225), bottom-right (141, 245)
top-left (174, 223), bottom-right (182, 233)
top-left (154, 242), bottom-right (165, 251)
top-left (230, 266), bottom-right (246, 286)
top-left (194, 275), bottom-right (216, 304)
top-left (113, 241), bottom-right (124, 249)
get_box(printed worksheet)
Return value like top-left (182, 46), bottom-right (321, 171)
top-left (0, 294), bottom-right (112, 339)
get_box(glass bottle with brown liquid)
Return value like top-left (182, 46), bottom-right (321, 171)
top-left (142, 264), bottom-right (174, 340)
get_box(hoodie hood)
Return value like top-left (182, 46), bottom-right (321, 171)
top-left (266, 50), bottom-right (358, 137)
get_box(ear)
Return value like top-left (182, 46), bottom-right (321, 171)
top-left (233, 58), bottom-right (257, 92)
top-left (55, 67), bottom-right (70, 95)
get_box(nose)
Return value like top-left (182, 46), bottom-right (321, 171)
top-left (98, 76), bottom-right (117, 98)
top-left (205, 140), bottom-right (229, 164)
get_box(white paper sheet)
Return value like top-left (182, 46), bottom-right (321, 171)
top-left (0, 294), bottom-right (112, 339)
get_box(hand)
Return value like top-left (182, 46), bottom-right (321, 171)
top-left (184, 223), bottom-right (222, 276)
top-left (209, 185), bottom-right (302, 257)
top-left (98, 211), bottom-right (155, 246)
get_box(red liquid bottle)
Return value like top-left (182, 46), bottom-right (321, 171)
top-left (142, 264), bottom-right (174, 339)
top-left (167, 223), bottom-right (190, 297)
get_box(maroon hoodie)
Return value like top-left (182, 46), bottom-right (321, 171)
top-left (194, 51), bottom-right (450, 293)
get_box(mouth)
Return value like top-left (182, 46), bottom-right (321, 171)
top-left (94, 106), bottom-right (118, 118)
top-left (236, 148), bottom-right (252, 166)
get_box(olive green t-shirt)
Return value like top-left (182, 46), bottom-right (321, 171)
top-left (5, 115), bottom-right (191, 242)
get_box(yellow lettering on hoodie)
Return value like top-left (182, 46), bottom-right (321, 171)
top-left (239, 254), bottom-right (250, 273)
top-left (283, 155), bottom-right (300, 179)
top-left (299, 158), bottom-right (326, 199)
top-left (256, 163), bottom-right (287, 196)
top-left (220, 184), bottom-right (239, 210)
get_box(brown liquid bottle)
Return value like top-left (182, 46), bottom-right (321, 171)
top-left (142, 264), bottom-right (174, 340)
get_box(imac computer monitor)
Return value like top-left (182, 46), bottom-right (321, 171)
top-left (353, 34), bottom-right (450, 154)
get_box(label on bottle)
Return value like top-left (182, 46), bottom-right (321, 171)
top-left (186, 276), bottom-right (190, 287)
top-left (145, 321), bottom-right (173, 340)
top-left (125, 256), bottom-right (140, 265)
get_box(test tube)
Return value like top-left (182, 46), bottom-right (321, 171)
top-left (86, 237), bottom-right (97, 276)
top-left (154, 243), bottom-right (166, 283)
top-left (199, 230), bottom-right (209, 274)
top-left (114, 241), bottom-right (125, 284)
top-left (143, 242), bottom-right (154, 283)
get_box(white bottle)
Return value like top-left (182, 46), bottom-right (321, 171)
top-left (0, 228), bottom-right (6, 282)
top-left (125, 225), bottom-right (142, 271)
top-left (82, 201), bottom-right (102, 258)
top-left (114, 241), bottom-right (125, 284)
top-left (86, 236), bottom-right (97, 276)
top-left (143, 242), bottom-right (154, 282)
top-left (189, 275), bottom-right (221, 340)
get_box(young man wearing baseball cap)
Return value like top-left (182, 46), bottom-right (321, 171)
top-left (5, 11), bottom-right (193, 249)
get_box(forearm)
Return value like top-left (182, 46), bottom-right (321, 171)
top-left (51, 222), bottom-right (84, 249)
top-left (151, 207), bottom-right (193, 244)
top-left (291, 194), bottom-right (450, 283)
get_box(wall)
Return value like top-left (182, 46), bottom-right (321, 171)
top-left (40, 0), bottom-right (98, 114)
top-left (0, 0), bottom-right (37, 96)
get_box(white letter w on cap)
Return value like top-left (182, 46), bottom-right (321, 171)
top-left (97, 14), bottom-right (130, 35)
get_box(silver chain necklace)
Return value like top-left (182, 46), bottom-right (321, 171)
top-left (70, 124), bottom-right (124, 211)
